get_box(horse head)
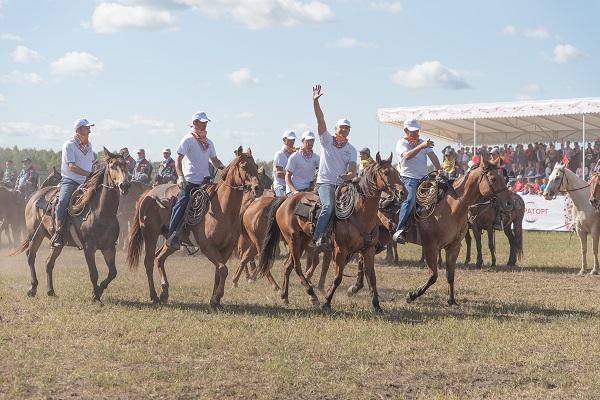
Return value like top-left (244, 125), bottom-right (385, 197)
top-left (472, 148), bottom-right (513, 211)
top-left (543, 162), bottom-right (566, 200)
top-left (229, 145), bottom-right (262, 196)
top-left (590, 173), bottom-right (600, 210)
top-left (372, 152), bottom-right (404, 200)
top-left (103, 147), bottom-right (131, 195)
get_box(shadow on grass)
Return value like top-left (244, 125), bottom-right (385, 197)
top-left (111, 294), bottom-right (599, 325)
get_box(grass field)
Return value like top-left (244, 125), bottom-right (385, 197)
top-left (1, 231), bottom-right (599, 399)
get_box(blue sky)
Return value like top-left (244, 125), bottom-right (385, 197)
top-left (0, 0), bottom-right (598, 163)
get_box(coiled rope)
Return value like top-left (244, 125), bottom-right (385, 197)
top-left (68, 187), bottom-right (87, 217)
top-left (415, 178), bottom-right (438, 220)
top-left (186, 187), bottom-right (210, 226)
top-left (335, 183), bottom-right (358, 220)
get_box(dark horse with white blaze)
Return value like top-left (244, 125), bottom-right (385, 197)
top-left (257, 153), bottom-right (404, 312)
top-left (11, 149), bottom-right (131, 302)
top-left (126, 147), bottom-right (261, 307)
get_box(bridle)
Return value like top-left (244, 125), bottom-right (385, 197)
top-left (220, 156), bottom-right (258, 193)
top-left (101, 158), bottom-right (128, 190)
top-left (552, 167), bottom-right (589, 196)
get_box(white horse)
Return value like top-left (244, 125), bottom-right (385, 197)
top-left (543, 162), bottom-right (600, 275)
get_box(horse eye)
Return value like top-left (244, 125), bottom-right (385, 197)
top-left (384, 170), bottom-right (390, 176)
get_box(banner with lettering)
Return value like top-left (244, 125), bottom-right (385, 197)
top-left (519, 194), bottom-right (573, 231)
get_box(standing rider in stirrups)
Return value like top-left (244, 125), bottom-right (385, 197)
top-left (165, 111), bottom-right (225, 250)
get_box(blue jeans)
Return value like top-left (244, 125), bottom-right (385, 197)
top-left (167, 182), bottom-right (200, 238)
top-left (396, 176), bottom-right (420, 232)
top-left (56, 177), bottom-right (80, 227)
top-left (313, 183), bottom-right (337, 240)
top-left (273, 185), bottom-right (286, 197)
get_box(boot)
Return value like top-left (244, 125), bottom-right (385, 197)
top-left (166, 232), bottom-right (180, 250)
top-left (50, 222), bottom-right (65, 248)
top-left (392, 229), bottom-right (407, 244)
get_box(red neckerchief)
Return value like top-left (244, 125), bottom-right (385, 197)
top-left (301, 147), bottom-right (313, 160)
top-left (191, 131), bottom-right (209, 151)
top-left (403, 133), bottom-right (420, 149)
top-left (332, 135), bottom-right (347, 149)
top-left (74, 134), bottom-right (90, 155)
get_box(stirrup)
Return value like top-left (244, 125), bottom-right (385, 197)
top-left (392, 230), bottom-right (406, 244)
top-left (50, 232), bottom-right (64, 248)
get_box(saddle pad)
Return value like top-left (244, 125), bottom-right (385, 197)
top-left (35, 187), bottom-right (59, 210)
top-left (294, 202), bottom-right (313, 219)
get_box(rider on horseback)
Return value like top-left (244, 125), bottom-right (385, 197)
top-left (311, 84), bottom-right (358, 249)
top-left (392, 118), bottom-right (443, 244)
top-left (50, 118), bottom-right (95, 248)
top-left (165, 111), bottom-right (225, 250)
top-left (272, 130), bottom-right (297, 197)
top-left (285, 131), bottom-right (320, 195)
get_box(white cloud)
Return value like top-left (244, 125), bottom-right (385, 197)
top-left (0, 33), bottom-right (23, 41)
top-left (0, 122), bottom-right (68, 141)
top-left (501, 25), bottom-right (516, 36)
top-left (515, 83), bottom-right (542, 101)
top-left (525, 27), bottom-right (550, 40)
top-left (131, 115), bottom-right (176, 134)
top-left (333, 37), bottom-right (373, 49)
top-left (50, 52), bottom-right (104, 76)
top-left (91, 2), bottom-right (177, 33)
top-left (369, 1), bottom-right (402, 14)
top-left (10, 45), bottom-right (43, 63)
top-left (0, 70), bottom-right (43, 84)
top-left (178, 0), bottom-right (334, 29)
top-left (0, 93), bottom-right (5, 103)
top-left (391, 61), bottom-right (469, 90)
top-left (552, 44), bottom-right (585, 64)
top-left (291, 122), bottom-right (311, 134)
top-left (227, 68), bottom-right (259, 86)
top-left (234, 111), bottom-right (255, 119)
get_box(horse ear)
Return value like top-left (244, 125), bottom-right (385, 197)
top-left (479, 147), bottom-right (490, 167)
top-left (375, 152), bottom-right (382, 164)
top-left (387, 152), bottom-right (393, 164)
top-left (246, 147), bottom-right (253, 157)
top-left (235, 145), bottom-right (243, 157)
top-left (52, 166), bottom-right (58, 173)
top-left (103, 147), bottom-right (116, 159)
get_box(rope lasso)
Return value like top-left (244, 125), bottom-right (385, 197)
top-left (335, 183), bottom-right (358, 220)
top-left (415, 178), bottom-right (438, 220)
top-left (185, 186), bottom-right (210, 226)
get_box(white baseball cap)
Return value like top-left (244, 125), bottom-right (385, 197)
top-left (282, 130), bottom-right (297, 140)
top-left (301, 131), bottom-right (316, 141)
top-left (162, 148), bottom-right (171, 153)
top-left (403, 118), bottom-right (420, 132)
top-left (335, 118), bottom-right (351, 127)
top-left (192, 111), bottom-right (211, 122)
top-left (73, 118), bottom-right (94, 130)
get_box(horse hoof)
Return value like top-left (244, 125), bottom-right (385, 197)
top-left (589, 269), bottom-right (599, 276)
top-left (373, 306), bottom-right (383, 314)
top-left (448, 299), bottom-right (458, 306)
top-left (47, 289), bottom-right (56, 297)
top-left (577, 270), bottom-right (586, 276)
top-left (27, 288), bottom-right (37, 297)
top-left (209, 298), bottom-right (221, 309)
top-left (321, 303), bottom-right (331, 312)
top-left (232, 281), bottom-right (239, 288)
top-left (247, 278), bottom-right (256, 284)
top-left (309, 297), bottom-right (320, 307)
top-left (281, 298), bottom-right (289, 306)
top-left (406, 292), bottom-right (414, 303)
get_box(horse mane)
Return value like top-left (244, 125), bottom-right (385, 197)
top-left (76, 165), bottom-right (107, 208)
top-left (356, 161), bottom-right (384, 197)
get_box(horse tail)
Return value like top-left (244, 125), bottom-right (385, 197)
top-left (10, 236), bottom-right (30, 256)
top-left (257, 196), bottom-right (287, 277)
top-left (126, 194), bottom-right (148, 271)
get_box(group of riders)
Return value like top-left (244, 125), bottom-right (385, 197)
top-left (1, 158), bottom-right (40, 201)
top-left (11, 85), bottom-right (445, 251)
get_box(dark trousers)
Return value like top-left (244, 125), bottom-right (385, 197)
top-left (167, 182), bottom-right (200, 238)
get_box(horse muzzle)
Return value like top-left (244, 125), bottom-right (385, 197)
top-left (119, 182), bottom-right (130, 195)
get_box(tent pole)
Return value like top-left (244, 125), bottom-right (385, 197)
top-left (582, 114), bottom-right (586, 177)
top-left (473, 119), bottom-right (477, 151)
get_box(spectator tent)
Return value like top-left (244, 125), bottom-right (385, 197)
top-left (377, 97), bottom-right (600, 169)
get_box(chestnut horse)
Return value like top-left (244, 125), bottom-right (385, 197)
top-left (401, 153), bottom-right (513, 305)
top-left (11, 149), bottom-right (131, 301)
top-left (257, 153), bottom-right (403, 311)
top-left (464, 191), bottom-right (524, 268)
top-left (589, 172), bottom-right (600, 211)
top-left (126, 147), bottom-right (261, 307)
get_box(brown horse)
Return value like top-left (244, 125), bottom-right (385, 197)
top-left (11, 149), bottom-right (130, 301)
top-left (0, 167), bottom-right (61, 247)
top-left (589, 172), bottom-right (600, 211)
top-left (126, 147), bottom-right (261, 307)
top-left (402, 153), bottom-right (513, 305)
top-left (257, 153), bottom-right (403, 311)
top-left (116, 180), bottom-right (152, 250)
top-left (464, 192), bottom-right (524, 268)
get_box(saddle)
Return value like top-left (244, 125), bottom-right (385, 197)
top-left (294, 192), bottom-right (321, 224)
top-left (35, 186), bottom-right (60, 213)
top-left (34, 186), bottom-right (84, 249)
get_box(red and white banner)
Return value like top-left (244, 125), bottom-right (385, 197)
top-left (519, 194), bottom-right (573, 231)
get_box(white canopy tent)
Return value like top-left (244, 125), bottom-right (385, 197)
top-left (377, 97), bottom-right (600, 170)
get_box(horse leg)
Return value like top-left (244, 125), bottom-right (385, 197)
top-left (473, 226), bottom-right (484, 269)
top-left (445, 241), bottom-right (461, 305)
top-left (45, 246), bottom-right (63, 297)
top-left (26, 232), bottom-right (45, 297)
top-left (347, 254), bottom-right (365, 297)
top-left (322, 247), bottom-right (348, 310)
top-left (142, 235), bottom-right (160, 304)
top-left (577, 230), bottom-right (588, 275)
top-left (394, 242), bottom-right (399, 264)
top-left (504, 224), bottom-right (516, 266)
top-left (464, 229), bottom-right (472, 266)
top-left (362, 247), bottom-right (381, 312)
top-left (488, 227), bottom-right (496, 268)
top-left (590, 233), bottom-right (599, 275)
top-left (155, 244), bottom-right (176, 304)
top-left (83, 247), bottom-right (101, 302)
top-left (278, 252), bottom-right (294, 305)
top-left (304, 246), bottom-right (318, 281)
top-left (318, 248), bottom-right (332, 292)
top-left (98, 246), bottom-right (118, 299)
top-left (406, 246), bottom-right (439, 303)
top-left (291, 237), bottom-right (319, 306)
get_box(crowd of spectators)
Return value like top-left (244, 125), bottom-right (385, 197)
top-left (439, 140), bottom-right (600, 196)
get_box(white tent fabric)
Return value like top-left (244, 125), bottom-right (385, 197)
top-left (377, 97), bottom-right (600, 146)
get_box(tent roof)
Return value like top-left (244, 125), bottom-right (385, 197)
top-left (377, 97), bottom-right (600, 145)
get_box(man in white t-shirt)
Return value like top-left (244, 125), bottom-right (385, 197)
top-left (272, 130), bottom-right (297, 197)
top-left (392, 118), bottom-right (442, 244)
top-left (50, 118), bottom-right (96, 247)
top-left (311, 84), bottom-right (358, 248)
top-left (166, 111), bottom-right (225, 250)
top-left (285, 131), bottom-right (320, 195)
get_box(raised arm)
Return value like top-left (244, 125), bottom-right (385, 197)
top-left (313, 85), bottom-right (326, 135)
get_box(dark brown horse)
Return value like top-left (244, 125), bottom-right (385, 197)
top-left (464, 192), bottom-right (524, 268)
top-left (0, 167), bottom-right (61, 247)
top-left (402, 153), bottom-right (513, 305)
top-left (257, 153), bottom-right (403, 311)
top-left (11, 149), bottom-right (130, 301)
top-left (127, 147), bottom-right (261, 307)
